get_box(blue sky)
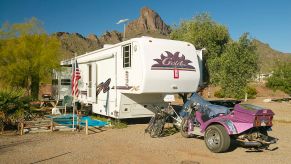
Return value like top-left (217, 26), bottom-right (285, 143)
top-left (0, 0), bottom-right (290, 53)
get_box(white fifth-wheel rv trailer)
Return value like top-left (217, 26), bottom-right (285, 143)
top-left (58, 36), bottom-right (203, 119)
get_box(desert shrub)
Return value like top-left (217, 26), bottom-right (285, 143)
top-left (214, 90), bottom-right (226, 98)
top-left (111, 120), bottom-right (128, 129)
top-left (0, 88), bottom-right (31, 131)
top-left (266, 62), bottom-right (291, 95)
top-left (91, 115), bottom-right (127, 129)
top-left (91, 115), bottom-right (108, 122)
top-left (245, 86), bottom-right (257, 99)
top-left (214, 86), bottom-right (257, 99)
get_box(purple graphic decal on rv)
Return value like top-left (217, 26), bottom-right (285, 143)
top-left (112, 86), bottom-right (133, 90)
top-left (151, 51), bottom-right (196, 71)
top-left (96, 78), bottom-right (111, 96)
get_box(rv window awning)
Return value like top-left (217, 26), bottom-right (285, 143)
top-left (78, 54), bottom-right (114, 64)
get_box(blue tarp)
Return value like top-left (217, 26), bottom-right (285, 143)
top-left (48, 114), bottom-right (107, 127)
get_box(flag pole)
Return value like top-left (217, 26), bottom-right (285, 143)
top-left (71, 53), bottom-right (81, 131)
top-left (72, 53), bottom-right (76, 131)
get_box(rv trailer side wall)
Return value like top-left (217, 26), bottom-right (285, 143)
top-left (58, 37), bottom-right (202, 118)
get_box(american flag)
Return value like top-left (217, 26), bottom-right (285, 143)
top-left (72, 59), bottom-right (81, 97)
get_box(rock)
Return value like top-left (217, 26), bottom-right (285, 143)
top-left (99, 31), bottom-right (122, 44)
top-left (87, 34), bottom-right (99, 41)
top-left (72, 32), bottom-right (85, 39)
top-left (126, 7), bottom-right (171, 37)
top-left (54, 32), bottom-right (102, 59)
top-left (263, 99), bottom-right (272, 103)
top-left (55, 32), bottom-right (70, 37)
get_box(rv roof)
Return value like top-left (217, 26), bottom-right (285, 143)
top-left (61, 36), bottom-right (196, 65)
top-left (103, 44), bottom-right (113, 48)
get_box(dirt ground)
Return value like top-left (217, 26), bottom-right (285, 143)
top-left (0, 97), bottom-right (291, 164)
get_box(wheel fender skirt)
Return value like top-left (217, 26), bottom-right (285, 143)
top-left (202, 120), bottom-right (237, 134)
top-left (220, 120), bottom-right (238, 134)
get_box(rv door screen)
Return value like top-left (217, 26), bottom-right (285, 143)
top-left (88, 64), bottom-right (92, 97)
top-left (122, 44), bottom-right (131, 68)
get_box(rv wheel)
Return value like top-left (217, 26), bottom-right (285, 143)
top-left (205, 125), bottom-right (230, 153)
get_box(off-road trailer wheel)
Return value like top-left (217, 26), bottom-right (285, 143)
top-left (205, 124), bottom-right (231, 153)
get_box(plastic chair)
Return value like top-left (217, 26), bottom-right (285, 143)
top-left (56, 95), bottom-right (73, 114)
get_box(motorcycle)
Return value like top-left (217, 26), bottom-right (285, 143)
top-left (180, 93), bottom-right (278, 153)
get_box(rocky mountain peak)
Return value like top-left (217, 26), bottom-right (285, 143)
top-left (55, 32), bottom-right (69, 38)
top-left (99, 31), bottom-right (122, 44)
top-left (87, 34), bottom-right (99, 41)
top-left (126, 7), bottom-right (171, 37)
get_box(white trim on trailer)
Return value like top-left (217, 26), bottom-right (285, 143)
top-left (78, 54), bottom-right (114, 64)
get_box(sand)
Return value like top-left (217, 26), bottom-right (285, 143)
top-left (0, 97), bottom-right (290, 164)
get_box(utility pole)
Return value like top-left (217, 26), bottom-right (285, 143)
top-left (116, 19), bottom-right (129, 41)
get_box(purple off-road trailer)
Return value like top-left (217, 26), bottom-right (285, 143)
top-left (180, 93), bottom-right (278, 153)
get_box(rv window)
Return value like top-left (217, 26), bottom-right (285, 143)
top-left (61, 79), bottom-right (71, 85)
top-left (122, 44), bottom-right (131, 68)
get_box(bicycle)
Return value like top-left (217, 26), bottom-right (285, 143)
top-left (145, 101), bottom-right (182, 138)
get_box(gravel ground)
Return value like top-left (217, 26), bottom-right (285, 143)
top-left (0, 98), bottom-right (290, 164)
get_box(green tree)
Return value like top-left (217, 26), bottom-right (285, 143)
top-left (170, 13), bottom-right (230, 101)
top-left (170, 13), bottom-right (230, 84)
top-left (266, 62), bottom-right (291, 95)
top-left (171, 14), bottom-right (258, 99)
top-left (217, 33), bottom-right (258, 98)
top-left (0, 18), bottom-right (62, 99)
